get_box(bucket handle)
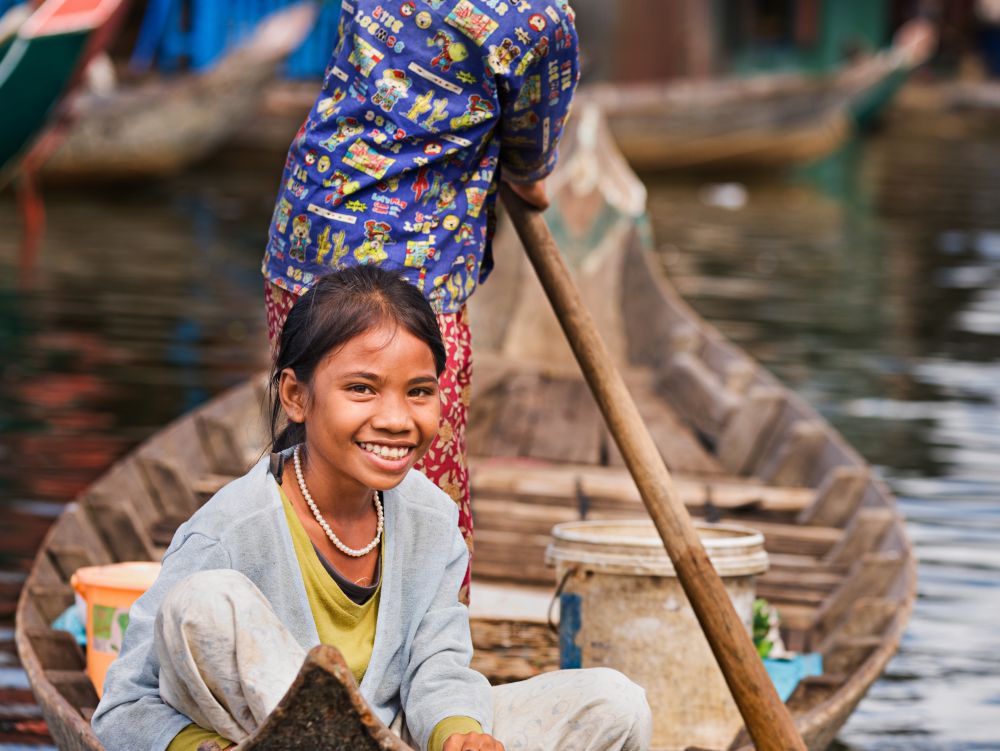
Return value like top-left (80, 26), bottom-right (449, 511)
top-left (547, 566), bottom-right (577, 635)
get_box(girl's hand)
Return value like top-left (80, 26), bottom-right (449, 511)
top-left (442, 731), bottom-right (506, 751)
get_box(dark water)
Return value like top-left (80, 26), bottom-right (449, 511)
top-left (2, 108), bottom-right (999, 748)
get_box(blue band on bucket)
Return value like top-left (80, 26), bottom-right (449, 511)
top-left (559, 593), bottom-right (582, 669)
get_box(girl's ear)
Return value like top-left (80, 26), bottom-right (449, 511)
top-left (278, 368), bottom-right (308, 425)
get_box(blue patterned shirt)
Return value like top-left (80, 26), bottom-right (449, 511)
top-left (262, 0), bottom-right (579, 313)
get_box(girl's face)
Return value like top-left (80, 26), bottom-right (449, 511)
top-left (281, 323), bottom-right (440, 500)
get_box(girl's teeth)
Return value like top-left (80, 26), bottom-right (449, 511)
top-left (362, 442), bottom-right (408, 460)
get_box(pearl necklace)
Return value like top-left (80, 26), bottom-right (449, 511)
top-left (293, 445), bottom-right (383, 558)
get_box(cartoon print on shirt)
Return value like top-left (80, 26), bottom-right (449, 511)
top-left (456, 222), bottom-right (475, 245)
top-left (404, 89), bottom-right (435, 123)
top-left (445, 0), bottom-right (499, 46)
top-left (349, 34), bottom-right (383, 75)
top-left (354, 220), bottom-right (392, 264)
top-left (320, 117), bottom-right (365, 151)
top-left (263, 0), bottom-right (579, 315)
top-left (513, 74), bottom-right (542, 111)
top-left (423, 97), bottom-right (450, 132)
top-left (273, 197), bottom-right (293, 234)
top-left (343, 139), bottom-right (396, 179)
top-left (450, 95), bottom-right (495, 130)
top-left (290, 214), bottom-right (312, 262)
top-left (464, 186), bottom-right (486, 218)
top-left (316, 226), bottom-right (349, 267)
top-left (487, 38), bottom-right (520, 75)
top-left (371, 68), bottom-right (412, 112)
top-left (428, 30), bottom-right (468, 72)
top-left (405, 237), bottom-right (437, 268)
top-left (323, 170), bottom-right (360, 205)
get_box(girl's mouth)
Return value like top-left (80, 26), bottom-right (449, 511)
top-left (357, 442), bottom-right (414, 462)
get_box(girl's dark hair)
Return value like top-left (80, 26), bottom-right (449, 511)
top-left (269, 266), bottom-right (446, 451)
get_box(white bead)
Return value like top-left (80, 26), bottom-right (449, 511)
top-left (293, 445), bottom-right (382, 558)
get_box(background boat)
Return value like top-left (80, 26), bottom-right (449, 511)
top-left (14, 106), bottom-right (915, 750)
top-left (0, 0), bottom-right (128, 185)
top-left (581, 18), bottom-right (936, 171)
top-left (38, 2), bottom-right (316, 183)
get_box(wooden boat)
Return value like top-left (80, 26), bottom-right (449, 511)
top-left (581, 19), bottom-right (936, 171)
top-left (15, 104), bottom-right (915, 750)
top-left (37, 2), bottom-right (316, 183)
top-left (0, 0), bottom-right (128, 184)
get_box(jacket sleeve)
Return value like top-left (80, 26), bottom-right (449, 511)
top-left (91, 532), bottom-right (232, 751)
top-left (399, 514), bottom-right (493, 751)
top-left (496, 4), bottom-right (580, 183)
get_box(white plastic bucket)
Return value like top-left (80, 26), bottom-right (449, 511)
top-left (546, 520), bottom-right (768, 751)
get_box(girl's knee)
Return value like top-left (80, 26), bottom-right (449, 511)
top-left (159, 570), bottom-right (260, 626)
top-left (580, 668), bottom-right (652, 739)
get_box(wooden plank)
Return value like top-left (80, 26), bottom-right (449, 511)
top-left (26, 629), bottom-right (85, 671)
top-left (717, 387), bottom-right (784, 475)
top-left (756, 421), bottom-right (828, 487)
top-left (656, 351), bottom-right (739, 440)
top-left (816, 597), bottom-right (898, 653)
top-left (83, 491), bottom-right (157, 563)
top-left (525, 377), bottom-right (603, 464)
top-left (47, 670), bottom-right (100, 714)
top-left (136, 451), bottom-right (200, 518)
top-left (797, 466), bottom-right (869, 528)
top-left (482, 373), bottom-right (545, 458)
top-left (812, 553), bottom-right (906, 642)
top-left (824, 508), bottom-right (894, 566)
top-left (27, 584), bottom-right (74, 624)
top-left (470, 459), bottom-right (813, 514)
top-left (197, 413), bottom-right (254, 476)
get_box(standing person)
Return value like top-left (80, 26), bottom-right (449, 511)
top-left (262, 0), bottom-right (580, 601)
top-left (92, 267), bottom-right (651, 751)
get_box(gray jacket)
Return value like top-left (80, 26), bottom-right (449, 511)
top-left (92, 455), bottom-right (492, 751)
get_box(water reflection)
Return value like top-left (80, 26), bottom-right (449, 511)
top-left (0, 148), bottom-right (277, 746)
top-left (647, 114), bottom-right (1000, 748)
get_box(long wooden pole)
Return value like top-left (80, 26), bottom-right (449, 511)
top-left (501, 184), bottom-right (807, 751)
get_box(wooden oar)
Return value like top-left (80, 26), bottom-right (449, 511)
top-left (500, 184), bottom-right (807, 751)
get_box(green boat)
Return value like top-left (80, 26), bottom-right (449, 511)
top-left (0, 0), bottom-right (127, 186)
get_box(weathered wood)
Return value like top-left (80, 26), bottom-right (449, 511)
top-left (47, 544), bottom-right (94, 583)
top-left (797, 466), bottom-right (870, 528)
top-left (197, 413), bottom-right (253, 476)
top-left (526, 377), bottom-right (604, 464)
top-left (756, 421), bottom-right (828, 487)
top-left (83, 491), bottom-right (157, 563)
top-left (242, 645), bottom-right (414, 751)
top-left (27, 584), bottom-right (74, 625)
top-left (503, 184), bottom-right (807, 751)
top-left (812, 553), bottom-right (906, 643)
top-left (136, 452), bottom-right (200, 518)
top-left (470, 459), bottom-right (813, 514)
top-left (824, 508), bottom-right (894, 566)
top-left (716, 387), bottom-right (784, 475)
top-left (816, 597), bottom-right (898, 653)
top-left (47, 670), bottom-right (100, 714)
top-left (26, 629), bottom-right (85, 671)
top-left (657, 351), bottom-right (739, 440)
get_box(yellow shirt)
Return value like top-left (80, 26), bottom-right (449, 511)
top-left (168, 487), bottom-right (480, 751)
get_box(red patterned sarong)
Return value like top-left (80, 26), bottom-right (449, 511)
top-left (264, 281), bottom-right (474, 603)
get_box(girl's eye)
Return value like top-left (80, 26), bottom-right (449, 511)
top-left (348, 384), bottom-right (374, 394)
top-left (409, 386), bottom-right (436, 398)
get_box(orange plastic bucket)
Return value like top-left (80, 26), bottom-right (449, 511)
top-left (70, 562), bottom-right (161, 697)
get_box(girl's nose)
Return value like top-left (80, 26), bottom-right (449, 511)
top-left (371, 395), bottom-right (413, 432)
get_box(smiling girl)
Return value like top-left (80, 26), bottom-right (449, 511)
top-left (92, 266), bottom-right (650, 751)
